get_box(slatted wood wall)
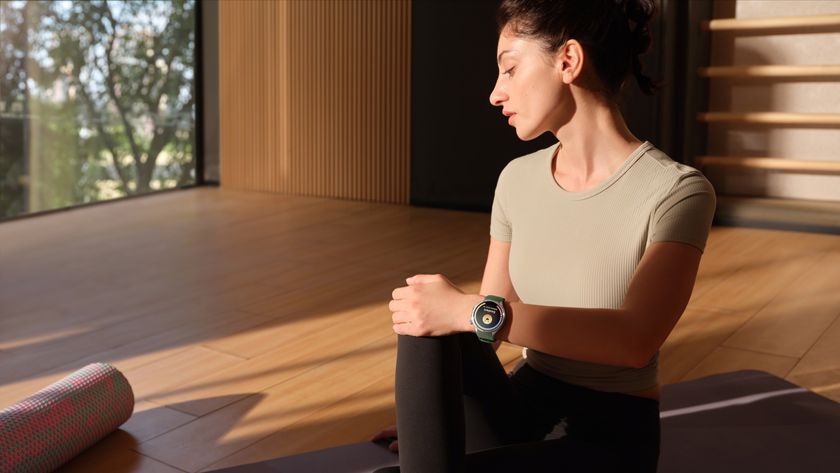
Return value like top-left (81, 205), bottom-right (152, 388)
top-left (218, 0), bottom-right (411, 204)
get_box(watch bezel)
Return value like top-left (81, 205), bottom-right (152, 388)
top-left (471, 299), bottom-right (506, 333)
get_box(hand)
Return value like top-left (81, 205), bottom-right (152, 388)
top-left (389, 274), bottom-right (482, 337)
top-left (371, 424), bottom-right (399, 452)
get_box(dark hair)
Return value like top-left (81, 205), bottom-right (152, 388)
top-left (496, 0), bottom-right (660, 100)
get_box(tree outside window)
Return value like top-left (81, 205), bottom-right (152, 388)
top-left (0, 0), bottom-right (196, 220)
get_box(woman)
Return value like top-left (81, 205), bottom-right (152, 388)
top-left (373, 0), bottom-right (716, 471)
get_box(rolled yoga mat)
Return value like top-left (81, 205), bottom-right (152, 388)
top-left (0, 362), bottom-right (135, 473)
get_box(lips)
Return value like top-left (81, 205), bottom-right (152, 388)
top-left (507, 113), bottom-right (516, 125)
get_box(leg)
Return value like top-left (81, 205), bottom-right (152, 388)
top-left (564, 385), bottom-right (661, 473)
top-left (462, 369), bottom-right (658, 473)
top-left (391, 334), bottom-right (465, 473)
top-left (458, 333), bottom-right (541, 451)
top-left (386, 333), bottom-right (542, 473)
top-left (464, 435), bottom-right (619, 472)
top-left (374, 336), bottom-right (632, 473)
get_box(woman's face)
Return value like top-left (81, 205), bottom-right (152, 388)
top-left (489, 28), bottom-right (572, 140)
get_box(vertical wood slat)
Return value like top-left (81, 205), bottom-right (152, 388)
top-left (219, 0), bottom-right (411, 205)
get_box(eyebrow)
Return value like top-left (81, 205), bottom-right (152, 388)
top-left (497, 49), bottom-right (515, 65)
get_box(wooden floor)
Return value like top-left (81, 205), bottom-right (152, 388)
top-left (2, 187), bottom-right (839, 472)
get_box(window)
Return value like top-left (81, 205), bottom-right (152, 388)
top-left (0, 0), bottom-right (197, 220)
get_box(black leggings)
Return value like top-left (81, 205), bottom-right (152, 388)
top-left (374, 333), bottom-right (660, 473)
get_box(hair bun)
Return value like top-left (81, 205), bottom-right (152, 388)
top-left (614, 0), bottom-right (654, 52)
top-left (617, 0), bottom-right (658, 95)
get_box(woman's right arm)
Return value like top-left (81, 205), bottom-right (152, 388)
top-left (479, 237), bottom-right (520, 351)
top-left (371, 236), bottom-right (521, 450)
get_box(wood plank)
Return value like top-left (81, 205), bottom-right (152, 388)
top-left (203, 303), bottom-right (388, 361)
top-left (698, 64), bottom-right (840, 78)
top-left (137, 336), bottom-right (396, 472)
top-left (0, 310), bottom-right (277, 408)
top-left (789, 312), bottom-right (840, 377)
top-left (122, 401), bottom-right (197, 443)
top-left (200, 374), bottom-right (396, 472)
top-left (697, 156), bottom-right (840, 174)
top-left (659, 307), bottom-right (753, 385)
top-left (0, 293), bottom-right (275, 386)
top-left (786, 369), bottom-right (840, 404)
top-left (150, 305), bottom-right (395, 416)
top-left (713, 196), bottom-right (840, 231)
top-left (689, 231), bottom-right (829, 314)
top-left (55, 430), bottom-right (186, 473)
top-left (697, 112), bottom-right (840, 126)
top-left (703, 14), bottom-right (840, 32)
top-left (689, 226), bottom-right (777, 305)
top-left (213, 271), bottom-right (405, 360)
top-left (497, 342), bottom-right (525, 371)
top-left (0, 311), bottom-right (94, 351)
top-left (125, 346), bottom-right (246, 403)
top-left (723, 249), bottom-right (840, 357)
top-left (682, 346), bottom-right (798, 382)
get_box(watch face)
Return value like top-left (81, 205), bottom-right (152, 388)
top-left (473, 301), bottom-right (504, 331)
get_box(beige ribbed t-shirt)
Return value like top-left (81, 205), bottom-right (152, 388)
top-left (490, 140), bottom-right (716, 393)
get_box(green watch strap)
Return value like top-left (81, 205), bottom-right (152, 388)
top-left (476, 328), bottom-right (496, 343)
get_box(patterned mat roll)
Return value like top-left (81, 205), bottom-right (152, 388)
top-left (0, 362), bottom-right (135, 473)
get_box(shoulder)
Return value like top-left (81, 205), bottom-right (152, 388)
top-left (637, 145), bottom-right (715, 198)
top-left (496, 142), bottom-right (558, 188)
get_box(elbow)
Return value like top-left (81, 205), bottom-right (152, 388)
top-left (620, 311), bottom-right (663, 369)
top-left (605, 344), bottom-right (650, 369)
top-left (627, 351), bottom-right (655, 369)
top-left (624, 340), bottom-right (658, 369)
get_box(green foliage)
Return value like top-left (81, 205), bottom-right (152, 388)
top-left (0, 0), bottom-right (196, 219)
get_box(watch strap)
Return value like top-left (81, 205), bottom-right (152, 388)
top-left (476, 328), bottom-right (496, 343)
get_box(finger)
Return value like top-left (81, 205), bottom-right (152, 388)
top-left (371, 426), bottom-right (397, 441)
top-left (391, 286), bottom-right (410, 300)
top-left (406, 274), bottom-right (427, 285)
top-left (388, 299), bottom-right (407, 313)
top-left (391, 311), bottom-right (411, 325)
top-left (408, 274), bottom-right (442, 285)
top-left (393, 322), bottom-right (413, 336)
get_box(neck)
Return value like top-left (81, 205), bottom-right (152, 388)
top-left (551, 93), bottom-right (641, 182)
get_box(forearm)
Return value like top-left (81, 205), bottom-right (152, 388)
top-left (495, 302), bottom-right (650, 368)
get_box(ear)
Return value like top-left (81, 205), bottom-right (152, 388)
top-left (555, 39), bottom-right (585, 85)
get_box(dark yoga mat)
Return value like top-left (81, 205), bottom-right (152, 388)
top-left (658, 369), bottom-right (840, 473)
top-left (209, 370), bottom-right (840, 473)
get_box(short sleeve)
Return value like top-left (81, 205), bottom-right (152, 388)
top-left (649, 172), bottom-right (717, 253)
top-left (490, 164), bottom-right (513, 242)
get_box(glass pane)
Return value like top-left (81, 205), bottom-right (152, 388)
top-left (0, 0), bottom-right (197, 220)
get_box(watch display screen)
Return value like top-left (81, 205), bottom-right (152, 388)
top-left (474, 301), bottom-right (503, 331)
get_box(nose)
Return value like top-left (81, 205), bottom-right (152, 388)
top-left (489, 77), bottom-right (507, 107)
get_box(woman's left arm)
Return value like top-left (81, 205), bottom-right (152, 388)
top-left (390, 241), bottom-right (702, 369)
top-left (497, 241), bottom-right (702, 368)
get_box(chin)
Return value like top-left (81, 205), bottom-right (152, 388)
top-left (514, 126), bottom-right (542, 141)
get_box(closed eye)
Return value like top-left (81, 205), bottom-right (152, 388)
top-left (503, 67), bottom-right (515, 77)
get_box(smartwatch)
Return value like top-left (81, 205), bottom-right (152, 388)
top-left (470, 295), bottom-right (506, 343)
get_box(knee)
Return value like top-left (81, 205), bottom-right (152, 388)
top-left (396, 334), bottom-right (462, 367)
